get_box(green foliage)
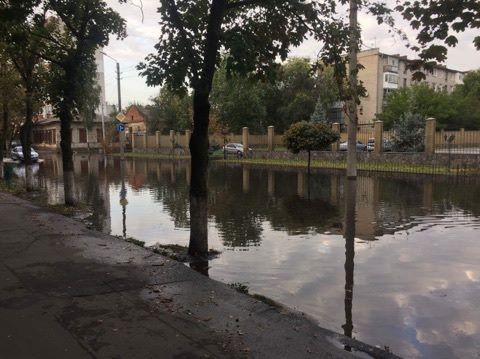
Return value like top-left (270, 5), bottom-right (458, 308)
top-left (311, 67), bottom-right (341, 123)
top-left (283, 121), bottom-right (339, 154)
top-left (378, 84), bottom-right (474, 130)
top-left (396, 1), bottom-right (479, 77)
top-left (210, 63), bottom-right (267, 134)
top-left (148, 88), bottom-right (192, 134)
top-left (391, 112), bottom-right (425, 152)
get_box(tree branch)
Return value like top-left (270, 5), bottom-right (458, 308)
top-left (226, 0), bottom-right (266, 10)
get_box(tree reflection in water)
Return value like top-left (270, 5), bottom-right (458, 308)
top-left (342, 179), bottom-right (356, 351)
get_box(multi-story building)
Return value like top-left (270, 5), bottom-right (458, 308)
top-left (356, 48), bottom-right (467, 124)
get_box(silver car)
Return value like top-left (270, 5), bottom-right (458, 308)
top-left (10, 146), bottom-right (39, 162)
top-left (222, 143), bottom-right (252, 157)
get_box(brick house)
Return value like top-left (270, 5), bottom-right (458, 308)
top-left (124, 105), bottom-right (150, 135)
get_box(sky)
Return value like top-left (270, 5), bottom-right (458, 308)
top-left (102, 0), bottom-right (480, 107)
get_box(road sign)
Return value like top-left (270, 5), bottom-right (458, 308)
top-left (116, 112), bottom-right (126, 122)
top-left (116, 123), bottom-right (125, 132)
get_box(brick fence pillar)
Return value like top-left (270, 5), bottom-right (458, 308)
top-left (331, 122), bottom-right (341, 152)
top-left (374, 120), bottom-right (384, 154)
top-left (425, 118), bottom-right (436, 155)
top-left (267, 126), bottom-right (275, 152)
top-left (242, 127), bottom-right (249, 158)
top-left (143, 132), bottom-right (147, 150)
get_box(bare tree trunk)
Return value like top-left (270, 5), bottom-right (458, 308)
top-left (0, 101), bottom-right (8, 180)
top-left (188, 0), bottom-right (226, 258)
top-left (20, 89), bottom-right (34, 191)
top-left (60, 103), bottom-right (76, 206)
top-left (342, 178), bottom-right (357, 350)
top-left (189, 91), bottom-right (210, 257)
top-left (347, 0), bottom-right (359, 179)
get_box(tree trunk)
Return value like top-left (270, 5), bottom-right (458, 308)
top-left (60, 102), bottom-right (76, 206)
top-left (347, 0), bottom-right (359, 179)
top-left (20, 89), bottom-right (34, 191)
top-left (189, 91), bottom-right (210, 257)
top-left (0, 101), bottom-right (8, 180)
top-left (188, 0), bottom-right (226, 258)
top-left (307, 150), bottom-right (311, 176)
top-left (342, 178), bottom-right (357, 349)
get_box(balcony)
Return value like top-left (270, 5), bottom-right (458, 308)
top-left (383, 65), bottom-right (399, 73)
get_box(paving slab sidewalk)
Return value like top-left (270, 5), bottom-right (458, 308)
top-left (0, 192), bottom-right (400, 359)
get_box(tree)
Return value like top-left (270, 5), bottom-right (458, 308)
top-left (0, 48), bottom-right (22, 179)
top-left (139, 0), bottom-right (342, 258)
top-left (283, 121), bottom-right (339, 174)
top-left (0, 3), bottom-right (48, 190)
top-left (210, 62), bottom-right (267, 134)
top-left (391, 112), bottom-right (425, 152)
top-left (271, 58), bottom-right (317, 132)
top-left (396, 1), bottom-right (480, 77)
top-left (148, 87), bottom-right (192, 134)
top-left (38, 1), bottom-right (126, 206)
top-left (378, 85), bottom-right (458, 129)
top-left (311, 67), bottom-right (340, 123)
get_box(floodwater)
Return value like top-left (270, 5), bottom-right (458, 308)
top-left (3, 154), bottom-right (480, 359)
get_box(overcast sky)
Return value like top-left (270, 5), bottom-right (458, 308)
top-left (102, 0), bottom-right (480, 107)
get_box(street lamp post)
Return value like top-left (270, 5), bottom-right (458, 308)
top-left (101, 51), bottom-right (125, 160)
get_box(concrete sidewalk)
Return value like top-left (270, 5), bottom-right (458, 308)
top-left (0, 192), bottom-right (398, 359)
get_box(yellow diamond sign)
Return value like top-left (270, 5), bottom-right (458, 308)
top-left (116, 112), bottom-right (126, 123)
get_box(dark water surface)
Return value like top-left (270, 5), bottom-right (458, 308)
top-left (4, 154), bottom-right (480, 359)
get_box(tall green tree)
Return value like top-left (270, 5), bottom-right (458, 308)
top-left (210, 63), bottom-right (267, 134)
top-left (139, 0), bottom-right (344, 257)
top-left (0, 1), bottom-right (48, 189)
top-left (37, 0), bottom-right (126, 205)
top-left (148, 87), bottom-right (192, 134)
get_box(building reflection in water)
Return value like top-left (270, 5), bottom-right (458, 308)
top-left (342, 179), bottom-right (357, 351)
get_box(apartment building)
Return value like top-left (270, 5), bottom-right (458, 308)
top-left (357, 48), bottom-right (467, 124)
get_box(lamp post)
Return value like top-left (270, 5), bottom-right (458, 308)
top-left (101, 51), bottom-right (125, 160)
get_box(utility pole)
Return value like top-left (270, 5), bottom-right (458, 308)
top-left (347, 0), bottom-right (359, 179)
top-left (101, 51), bottom-right (125, 160)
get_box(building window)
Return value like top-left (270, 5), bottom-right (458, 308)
top-left (433, 68), bottom-right (438, 77)
top-left (385, 74), bottom-right (399, 84)
top-left (79, 128), bottom-right (87, 143)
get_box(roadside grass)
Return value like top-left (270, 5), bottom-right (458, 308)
top-left (110, 152), bottom-right (190, 160)
top-left (115, 150), bottom-right (468, 175)
top-left (220, 157), bottom-right (454, 175)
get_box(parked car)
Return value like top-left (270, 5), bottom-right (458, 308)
top-left (222, 143), bottom-right (252, 157)
top-left (339, 141), bottom-right (367, 152)
top-left (10, 146), bottom-right (39, 162)
top-left (366, 138), bottom-right (393, 152)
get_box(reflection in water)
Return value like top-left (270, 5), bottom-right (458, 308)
top-left (6, 154), bottom-right (480, 359)
top-left (343, 179), bottom-right (356, 351)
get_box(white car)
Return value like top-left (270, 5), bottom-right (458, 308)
top-left (10, 146), bottom-right (39, 162)
top-left (222, 143), bottom-right (252, 157)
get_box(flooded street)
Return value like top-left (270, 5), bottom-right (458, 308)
top-left (4, 153), bottom-right (480, 359)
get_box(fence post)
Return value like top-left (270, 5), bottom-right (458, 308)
top-left (425, 118), bottom-right (436, 155)
top-left (331, 122), bottom-right (341, 152)
top-left (143, 132), bottom-right (147, 150)
top-left (267, 126), bottom-right (275, 152)
top-left (131, 131), bottom-right (136, 151)
top-left (374, 120), bottom-right (384, 154)
top-left (169, 130), bottom-right (175, 151)
top-left (185, 129), bottom-right (191, 154)
top-left (242, 127), bottom-right (249, 158)
top-left (155, 131), bottom-right (161, 150)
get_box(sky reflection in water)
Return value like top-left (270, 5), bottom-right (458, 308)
top-left (5, 154), bottom-right (480, 359)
